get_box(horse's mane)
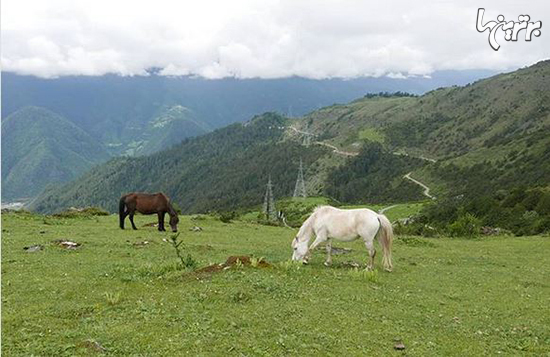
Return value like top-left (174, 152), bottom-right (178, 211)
top-left (297, 206), bottom-right (331, 239)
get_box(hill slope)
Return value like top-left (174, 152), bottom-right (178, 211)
top-left (2, 70), bottom-right (496, 156)
top-left (30, 113), bottom-right (332, 213)
top-left (1, 107), bottom-right (110, 199)
top-left (294, 60), bottom-right (550, 196)
top-left (123, 105), bottom-right (209, 156)
top-left (30, 61), bottom-right (550, 215)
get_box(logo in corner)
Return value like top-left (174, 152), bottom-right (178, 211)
top-left (476, 8), bottom-right (542, 51)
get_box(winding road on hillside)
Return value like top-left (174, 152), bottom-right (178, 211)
top-left (403, 172), bottom-right (436, 200)
top-left (289, 127), bottom-right (359, 156)
top-left (289, 125), bottom-right (437, 200)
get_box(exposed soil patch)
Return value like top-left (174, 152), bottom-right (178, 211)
top-left (193, 255), bottom-right (272, 275)
top-left (338, 261), bottom-right (361, 269)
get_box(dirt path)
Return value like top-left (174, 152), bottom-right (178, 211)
top-left (290, 126), bottom-right (436, 200)
top-left (289, 126), bottom-right (358, 157)
top-left (315, 142), bottom-right (358, 157)
top-left (404, 172), bottom-right (436, 200)
top-left (379, 204), bottom-right (398, 214)
top-left (393, 151), bottom-right (437, 163)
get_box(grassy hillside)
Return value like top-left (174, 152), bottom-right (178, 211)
top-left (124, 105), bottom-right (209, 156)
top-left (294, 60), bottom-right (550, 196)
top-left (29, 61), bottom-right (550, 220)
top-left (30, 113), bottom-right (332, 213)
top-left (2, 70), bottom-right (496, 149)
top-left (1, 107), bottom-right (110, 199)
top-left (2, 212), bottom-right (549, 355)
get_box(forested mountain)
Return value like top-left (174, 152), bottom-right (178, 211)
top-left (29, 61), bottom-right (550, 219)
top-left (30, 114), bottom-right (329, 213)
top-left (296, 60), bottom-right (550, 197)
top-left (2, 69), bottom-right (495, 202)
top-left (2, 70), bottom-right (494, 156)
top-left (1, 107), bottom-right (110, 199)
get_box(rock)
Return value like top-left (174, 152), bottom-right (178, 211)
top-left (51, 240), bottom-right (81, 249)
top-left (24, 245), bottom-right (43, 252)
top-left (78, 339), bottom-right (106, 353)
top-left (394, 343), bottom-right (406, 350)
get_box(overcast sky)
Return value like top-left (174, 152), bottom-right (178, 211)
top-left (2, 0), bottom-right (549, 79)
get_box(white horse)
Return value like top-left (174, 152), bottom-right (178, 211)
top-left (291, 206), bottom-right (393, 271)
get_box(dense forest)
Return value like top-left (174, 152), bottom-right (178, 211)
top-left (31, 113), bottom-right (327, 213)
top-left (325, 143), bottom-right (424, 203)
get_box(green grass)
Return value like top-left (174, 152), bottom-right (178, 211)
top-left (339, 202), bottom-right (426, 222)
top-left (358, 128), bottom-right (385, 143)
top-left (2, 212), bottom-right (550, 355)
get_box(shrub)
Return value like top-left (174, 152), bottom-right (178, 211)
top-left (218, 211), bottom-right (237, 223)
top-left (53, 207), bottom-right (109, 218)
top-left (448, 212), bottom-right (481, 238)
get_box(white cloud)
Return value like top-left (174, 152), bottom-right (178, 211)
top-left (2, 0), bottom-right (549, 78)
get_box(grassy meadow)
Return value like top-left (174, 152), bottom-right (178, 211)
top-left (2, 211), bottom-right (550, 355)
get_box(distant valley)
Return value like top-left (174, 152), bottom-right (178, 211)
top-left (29, 61), bottom-right (550, 215)
top-left (1, 70), bottom-right (496, 201)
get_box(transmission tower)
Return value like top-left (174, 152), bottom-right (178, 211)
top-left (263, 176), bottom-right (277, 221)
top-left (293, 159), bottom-right (307, 198)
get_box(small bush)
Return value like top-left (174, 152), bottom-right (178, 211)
top-left (54, 207), bottom-right (109, 218)
top-left (448, 212), bottom-right (481, 238)
top-left (394, 221), bottom-right (439, 237)
top-left (218, 211), bottom-right (237, 223)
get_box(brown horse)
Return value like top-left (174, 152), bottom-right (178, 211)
top-left (119, 192), bottom-right (179, 232)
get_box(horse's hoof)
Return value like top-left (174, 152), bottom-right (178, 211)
top-left (324, 262), bottom-right (332, 267)
top-left (302, 260), bottom-right (309, 265)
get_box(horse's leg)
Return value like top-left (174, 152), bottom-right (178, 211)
top-left (120, 211), bottom-right (128, 229)
top-left (364, 238), bottom-right (376, 271)
top-left (324, 238), bottom-right (333, 267)
top-left (129, 212), bottom-right (138, 230)
top-left (305, 231), bottom-right (327, 264)
top-left (158, 212), bottom-right (166, 231)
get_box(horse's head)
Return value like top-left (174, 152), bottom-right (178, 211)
top-left (169, 214), bottom-right (179, 232)
top-left (291, 236), bottom-right (309, 263)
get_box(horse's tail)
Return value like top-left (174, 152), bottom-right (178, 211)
top-left (119, 196), bottom-right (126, 229)
top-left (377, 213), bottom-right (393, 272)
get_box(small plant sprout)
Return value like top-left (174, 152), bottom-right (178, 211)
top-left (250, 256), bottom-right (265, 268)
top-left (104, 291), bottom-right (121, 305)
top-left (168, 233), bottom-right (197, 269)
top-left (348, 268), bottom-right (379, 283)
top-left (277, 260), bottom-right (301, 271)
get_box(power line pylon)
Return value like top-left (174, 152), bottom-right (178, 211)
top-left (293, 159), bottom-right (307, 198)
top-left (263, 176), bottom-right (277, 221)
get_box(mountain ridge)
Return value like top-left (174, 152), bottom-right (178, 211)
top-left (28, 61), bottom-right (550, 213)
